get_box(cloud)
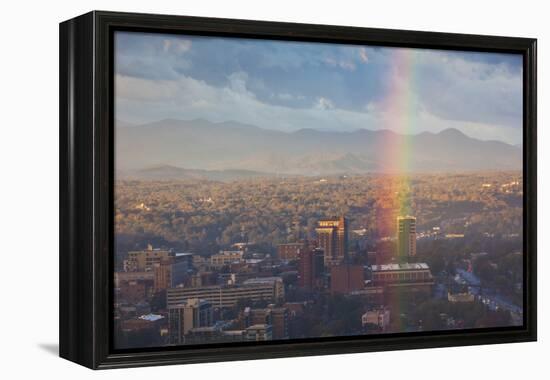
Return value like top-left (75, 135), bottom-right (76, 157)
top-left (275, 92), bottom-right (305, 101)
top-left (315, 97), bottom-right (335, 110)
top-left (116, 72), bottom-right (377, 132)
top-left (116, 33), bottom-right (193, 80)
top-left (115, 70), bottom-right (521, 144)
top-left (227, 71), bottom-right (252, 95)
top-left (163, 38), bottom-right (192, 54)
top-left (411, 49), bottom-right (522, 128)
top-left (116, 76), bottom-right (179, 102)
top-left (324, 57), bottom-right (357, 71)
top-left (358, 48), bottom-right (369, 63)
top-left (114, 32), bottom-right (523, 144)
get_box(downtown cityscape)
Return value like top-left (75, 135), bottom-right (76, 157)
top-left (114, 172), bottom-right (523, 348)
top-left (113, 31), bottom-right (524, 349)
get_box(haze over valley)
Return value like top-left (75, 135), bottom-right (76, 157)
top-left (116, 119), bottom-right (522, 180)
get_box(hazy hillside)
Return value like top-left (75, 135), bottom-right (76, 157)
top-left (118, 165), bottom-right (276, 182)
top-left (116, 118), bottom-right (522, 178)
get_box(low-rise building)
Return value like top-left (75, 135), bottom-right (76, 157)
top-left (210, 251), bottom-right (244, 268)
top-left (243, 306), bottom-right (289, 340)
top-left (167, 280), bottom-right (283, 309)
top-left (126, 244), bottom-right (172, 272)
top-left (116, 313), bottom-right (166, 348)
top-left (447, 291), bottom-right (475, 303)
top-left (120, 313), bottom-right (165, 333)
top-left (185, 327), bottom-right (247, 344)
top-left (277, 242), bottom-right (307, 261)
top-left (362, 308), bottom-right (390, 331)
top-left (114, 271), bottom-right (154, 287)
top-left (242, 277), bottom-right (285, 301)
top-left (370, 263), bottom-right (434, 293)
top-left (245, 324), bottom-right (272, 341)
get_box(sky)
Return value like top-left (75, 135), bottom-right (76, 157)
top-left (115, 31), bottom-right (523, 145)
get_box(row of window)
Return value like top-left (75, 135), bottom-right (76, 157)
top-left (373, 271), bottom-right (430, 281)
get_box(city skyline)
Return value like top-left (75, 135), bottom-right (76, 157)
top-left (115, 198), bottom-right (523, 348)
top-left (114, 31), bottom-right (524, 350)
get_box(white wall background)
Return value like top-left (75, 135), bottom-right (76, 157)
top-left (0, 0), bottom-right (546, 377)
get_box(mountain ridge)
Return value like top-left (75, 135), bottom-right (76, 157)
top-left (118, 165), bottom-right (276, 182)
top-left (116, 118), bottom-right (521, 177)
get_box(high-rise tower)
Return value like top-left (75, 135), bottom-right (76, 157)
top-left (397, 216), bottom-right (416, 258)
top-left (316, 216), bottom-right (348, 267)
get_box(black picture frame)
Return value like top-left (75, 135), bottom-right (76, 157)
top-left (59, 10), bottom-right (537, 369)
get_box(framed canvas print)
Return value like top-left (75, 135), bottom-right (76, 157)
top-left (59, 11), bottom-right (537, 369)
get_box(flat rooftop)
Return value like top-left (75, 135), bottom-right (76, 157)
top-left (245, 259), bottom-right (264, 264)
top-left (371, 263), bottom-right (429, 271)
top-left (217, 251), bottom-right (243, 255)
top-left (138, 313), bottom-right (164, 322)
top-left (243, 277), bottom-right (283, 284)
top-left (246, 324), bottom-right (271, 330)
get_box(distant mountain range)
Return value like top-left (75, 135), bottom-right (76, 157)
top-left (116, 118), bottom-right (522, 179)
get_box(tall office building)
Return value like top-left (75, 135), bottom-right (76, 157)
top-left (316, 216), bottom-right (348, 268)
top-left (298, 248), bottom-right (324, 290)
top-left (154, 258), bottom-right (174, 292)
top-left (397, 216), bottom-right (416, 258)
top-left (330, 264), bottom-right (365, 295)
top-left (153, 255), bottom-right (190, 292)
top-left (168, 298), bottom-right (213, 344)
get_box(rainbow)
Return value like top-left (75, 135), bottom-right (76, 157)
top-left (372, 48), bottom-right (419, 332)
top-left (383, 48), bottom-right (418, 174)
top-left (373, 48), bottom-right (418, 227)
